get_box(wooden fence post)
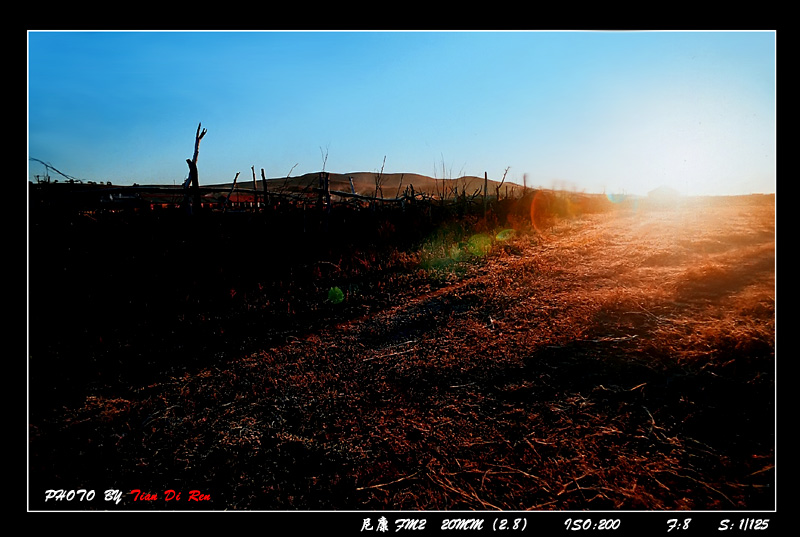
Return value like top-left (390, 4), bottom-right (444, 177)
top-left (251, 166), bottom-right (258, 212)
top-left (325, 172), bottom-right (331, 213)
top-left (318, 172), bottom-right (325, 211)
top-left (318, 172), bottom-right (331, 232)
top-left (483, 171), bottom-right (488, 216)
top-left (261, 168), bottom-right (269, 212)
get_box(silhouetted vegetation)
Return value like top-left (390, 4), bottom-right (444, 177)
top-left (28, 182), bottom-right (774, 512)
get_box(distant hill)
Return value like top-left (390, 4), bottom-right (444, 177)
top-left (210, 172), bottom-right (511, 199)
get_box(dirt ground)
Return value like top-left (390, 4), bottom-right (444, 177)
top-left (28, 195), bottom-right (775, 512)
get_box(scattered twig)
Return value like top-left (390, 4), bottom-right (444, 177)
top-left (356, 470), bottom-right (421, 490)
top-left (658, 469), bottom-right (737, 508)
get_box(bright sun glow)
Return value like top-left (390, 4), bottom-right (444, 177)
top-left (27, 30), bottom-right (775, 198)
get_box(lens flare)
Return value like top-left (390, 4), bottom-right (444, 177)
top-left (530, 190), bottom-right (553, 233)
top-left (328, 286), bottom-right (345, 304)
top-left (495, 228), bottom-right (516, 241)
top-left (466, 234), bottom-right (493, 256)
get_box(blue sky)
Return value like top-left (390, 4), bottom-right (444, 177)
top-left (27, 30), bottom-right (776, 197)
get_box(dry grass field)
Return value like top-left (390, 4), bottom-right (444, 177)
top-left (28, 193), bottom-right (775, 512)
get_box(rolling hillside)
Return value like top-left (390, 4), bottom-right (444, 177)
top-left (212, 172), bottom-right (513, 199)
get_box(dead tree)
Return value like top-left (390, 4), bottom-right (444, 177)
top-left (185, 122), bottom-right (207, 213)
top-left (374, 156), bottom-right (387, 200)
top-left (495, 166), bottom-right (510, 201)
top-left (483, 171), bottom-right (488, 216)
top-left (223, 172), bottom-right (241, 214)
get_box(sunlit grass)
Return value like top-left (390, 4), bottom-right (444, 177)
top-left (30, 193), bottom-right (774, 511)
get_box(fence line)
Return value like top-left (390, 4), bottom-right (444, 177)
top-left (30, 171), bottom-right (521, 215)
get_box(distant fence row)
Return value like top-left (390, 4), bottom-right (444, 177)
top-left (30, 172), bottom-right (546, 215)
top-left (29, 172), bottom-right (623, 244)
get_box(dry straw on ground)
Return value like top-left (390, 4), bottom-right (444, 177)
top-left (29, 195), bottom-right (774, 511)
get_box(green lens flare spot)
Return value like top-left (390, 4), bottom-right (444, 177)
top-left (467, 234), bottom-right (493, 256)
top-left (328, 286), bottom-right (345, 304)
top-left (495, 228), bottom-right (516, 241)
